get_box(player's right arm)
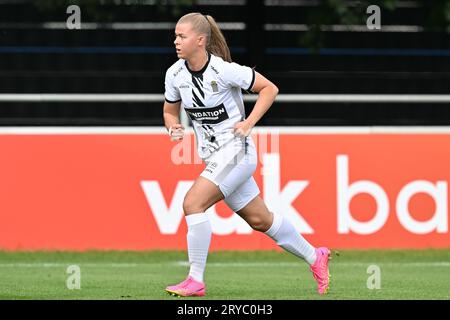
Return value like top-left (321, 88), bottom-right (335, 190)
top-left (163, 100), bottom-right (184, 141)
top-left (163, 64), bottom-right (184, 141)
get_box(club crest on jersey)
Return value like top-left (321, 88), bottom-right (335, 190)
top-left (210, 80), bottom-right (219, 92)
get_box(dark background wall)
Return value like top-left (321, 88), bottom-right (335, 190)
top-left (0, 0), bottom-right (449, 125)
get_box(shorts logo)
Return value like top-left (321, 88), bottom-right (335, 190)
top-left (204, 161), bottom-right (218, 174)
top-left (210, 162), bottom-right (218, 168)
top-left (184, 104), bottom-right (229, 124)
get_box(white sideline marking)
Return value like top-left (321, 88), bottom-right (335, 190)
top-left (0, 263), bottom-right (140, 268)
top-left (0, 261), bottom-right (448, 268)
top-left (174, 261), bottom-right (450, 267)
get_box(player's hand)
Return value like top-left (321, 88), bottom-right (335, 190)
top-left (233, 120), bottom-right (253, 138)
top-left (168, 123), bottom-right (185, 141)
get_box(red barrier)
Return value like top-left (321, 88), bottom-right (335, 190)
top-left (0, 129), bottom-right (448, 250)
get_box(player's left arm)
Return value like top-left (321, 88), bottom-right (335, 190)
top-left (234, 72), bottom-right (278, 137)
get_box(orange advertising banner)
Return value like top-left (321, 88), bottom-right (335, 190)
top-left (0, 128), bottom-right (448, 250)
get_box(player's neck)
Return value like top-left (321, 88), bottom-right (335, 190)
top-left (186, 51), bottom-right (208, 72)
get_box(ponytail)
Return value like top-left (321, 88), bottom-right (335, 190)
top-left (204, 15), bottom-right (232, 62)
top-left (177, 13), bottom-right (232, 62)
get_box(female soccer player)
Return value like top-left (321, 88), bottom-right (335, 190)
top-left (163, 12), bottom-right (330, 297)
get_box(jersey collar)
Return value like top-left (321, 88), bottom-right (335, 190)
top-left (185, 52), bottom-right (211, 77)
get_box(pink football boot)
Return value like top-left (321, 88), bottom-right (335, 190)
top-left (165, 276), bottom-right (206, 297)
top-left (310, 247), bottom-right (331, 295)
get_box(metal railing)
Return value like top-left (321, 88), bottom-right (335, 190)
top-left (1, 93), bottom-right (449, 127)
top-left (1, 93), bottom-right (449, 103)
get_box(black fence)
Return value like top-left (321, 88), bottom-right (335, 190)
top-left (0, 0), bottom-right (449, 125)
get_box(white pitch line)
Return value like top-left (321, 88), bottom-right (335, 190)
top-left (0, 261), bottom-right (448, 268)
top-left (174, 261), bottom-right (450, 267)
top-left (0, 263), bottom-right (141, 268)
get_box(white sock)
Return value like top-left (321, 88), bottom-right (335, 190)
top-left (265, 212), bottom-right (317, 265)
top-left (185, 213), bottom-right (211, 283)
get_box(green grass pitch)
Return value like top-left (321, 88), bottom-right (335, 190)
top-left (0, 250), bottom-right (448, 300)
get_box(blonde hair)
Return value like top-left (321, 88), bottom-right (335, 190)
top-left (177, 12), bottom-right (232, 62)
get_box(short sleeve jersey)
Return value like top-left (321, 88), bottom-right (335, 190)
top-left (164, 52), bottom-right (255, 159)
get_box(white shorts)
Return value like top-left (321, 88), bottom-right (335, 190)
top-left (200, 137), bottom-right (260, 212)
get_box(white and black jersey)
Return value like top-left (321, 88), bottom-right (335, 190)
top-left (164, 52), bottom-right (255, 159)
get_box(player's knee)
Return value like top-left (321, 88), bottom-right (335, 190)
top-left (183, 196), bottom-right (205, 215)
top-left (249, 216), bottom-right (271, 232)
